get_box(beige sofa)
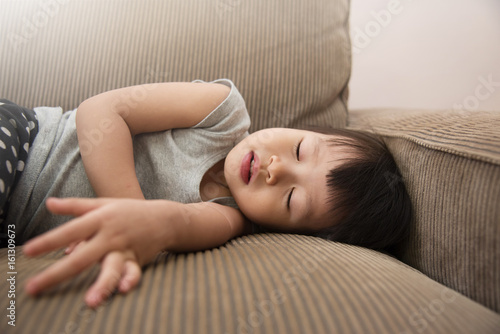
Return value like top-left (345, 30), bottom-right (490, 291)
top-left (1, 0), bottom-right (499, 333)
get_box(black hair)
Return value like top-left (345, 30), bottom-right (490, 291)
top-left (308, 128), bottom-right (412, 252)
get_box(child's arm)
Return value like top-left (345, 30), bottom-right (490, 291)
top-left (24, 82), bottom-right (242, 307)
top-left (75, 82), bottom-right (230, 199)
top-left (24, 197), bottom-right (250, 308)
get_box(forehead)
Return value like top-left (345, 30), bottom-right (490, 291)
top-left (251, 127), bottom-right (315, 140)
top-left (297, 132), bottom-right (352, 230)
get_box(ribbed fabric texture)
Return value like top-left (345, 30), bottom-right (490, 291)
top-left (348, 109), bottom-right (500, 164)
top-left (2, 234), bottom-right (499, 334)
top-left (0, 0), bottom-right (350, 132)
top-left (348, 108), bottom-right (500, 313)
top-left (3, 1), bottom-right (500, 332)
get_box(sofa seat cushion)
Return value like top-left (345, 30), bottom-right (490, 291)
top-left (348, 108), bottom-right (500, 313)
top-left (2, 233), bottom-right (499, 333)
top-left (0, 0), bottom-right (350, 132)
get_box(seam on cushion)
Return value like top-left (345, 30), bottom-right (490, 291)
top-left (346, 121), bottom-right (500, 165)
top-left (381, 133), bottom-right (500, 165)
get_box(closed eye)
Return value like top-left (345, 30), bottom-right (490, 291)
top-left (287, 188), bottom-right (294, 209)
top-left (295, 140), bottom-right (302, 160)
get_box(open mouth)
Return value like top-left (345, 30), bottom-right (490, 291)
top-left (249, 155), bottom-right (255, 180)
top-left (240, 152), bottom-right (256, 184)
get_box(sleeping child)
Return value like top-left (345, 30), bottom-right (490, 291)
top-left (0, 79), bottom-right (411, 307)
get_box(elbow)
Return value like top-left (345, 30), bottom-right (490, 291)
top-left (76, 93), bottom-right (124, 129)
top-left (75, 97), bottom-right (100, 124)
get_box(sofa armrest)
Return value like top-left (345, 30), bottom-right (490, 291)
top-left (348, 108), bottom-right (500, 312)
top-left (348, 108), bottom-right (500, 164)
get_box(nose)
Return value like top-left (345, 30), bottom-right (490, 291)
top-left (266, 155), bottom-right (289, 185)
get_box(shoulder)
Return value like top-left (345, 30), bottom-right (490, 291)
top-left (192, 79), bottom-right (250, 132)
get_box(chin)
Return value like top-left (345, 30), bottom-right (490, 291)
top-left (224, 155), bottom-right (241, 188)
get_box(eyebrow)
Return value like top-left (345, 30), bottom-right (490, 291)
top-left (300, 191), bottom-right (313, 223)
top-left (296, 135), bottom-right (321, 222)
top-left (313, 135), bottom-right (320, 164)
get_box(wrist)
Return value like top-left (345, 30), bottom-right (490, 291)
top-left (146, 200), bottom-right (183, 251)
top-left (96, 185), bottom-right (145, 200)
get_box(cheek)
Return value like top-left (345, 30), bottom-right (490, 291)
top-left (225, 151), bottom-right (243, 187)
top-left (225, 157), bottom-right (240, 182)
top-left (236, 191), bottom-right (280, 225)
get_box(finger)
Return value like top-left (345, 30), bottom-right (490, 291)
top-left (118, 260), bottom-right (142, 293)
top-left (65, 241), bottom-right (78, 255)
top-left (25, 236), bottom-right (107, 295)
top-left (23, 211), bottom-right (101, 257)
top-left (46, 197), bottom-right (114, 217)
top-left (85, 252), bottom-right (124, 308)
top-left (65, 240), bottom-right (86, 255)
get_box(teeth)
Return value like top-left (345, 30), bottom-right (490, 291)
top-left (249, 157), bottom-right (254, 179)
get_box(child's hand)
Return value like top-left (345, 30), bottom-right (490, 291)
top-left (63, 240), bottom-right (142, 307)
top-left (23, 197), bottom-right (173, 308)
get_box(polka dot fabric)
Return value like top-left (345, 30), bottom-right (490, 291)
top-left (0, 99), bottom-right (38, 226)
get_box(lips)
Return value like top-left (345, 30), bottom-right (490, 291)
top-left (240, 151), bottom-right (259, 184)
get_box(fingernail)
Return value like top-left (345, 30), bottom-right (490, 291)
top-left (25, 280), bottom-right (37, 295)
top-left (88, 294), bottom-right (99, 307)
top-left (23, 244), bottom-right (32, 255)
top-left (121, 282), bottom-right (129, 292)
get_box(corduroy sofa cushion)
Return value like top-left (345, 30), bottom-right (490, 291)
top-left (0, 0), bottom-right (350, 132)
top-left (1, 234), bottom-right (499, 334)
top-left (348, 108), bottom-right (500, 313)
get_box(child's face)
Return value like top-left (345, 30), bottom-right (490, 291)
top-left (224, 128), bottom-right (349, 232)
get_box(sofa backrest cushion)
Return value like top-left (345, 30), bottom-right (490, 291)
top-left (0, 0), bottom-right (350, 132)
top-left (348, 108), bottom-right (500, 313)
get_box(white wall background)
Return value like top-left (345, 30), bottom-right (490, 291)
top-left (348, 0), bottom-right (500, 112)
